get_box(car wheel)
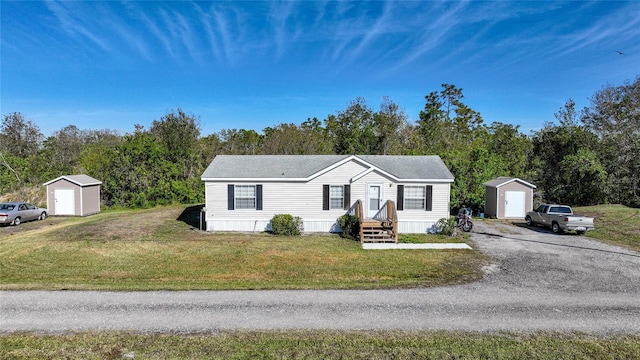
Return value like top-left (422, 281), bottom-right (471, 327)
top-left (525, 216), bottom-right (532, 226)
top-left (39, 212), bottom-right (47, 220)
top-left (12, 217), bottom-right (21, 226)
top-left (552, 222), bottom-right (561, 234)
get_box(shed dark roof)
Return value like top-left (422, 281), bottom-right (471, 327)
top-left (201, 155), bottom-right (454, 181)
top-left (483, 177), bottom-right (536, 188)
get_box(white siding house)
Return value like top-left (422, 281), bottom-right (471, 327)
top-left (201, 155), bottom-right (454, 233)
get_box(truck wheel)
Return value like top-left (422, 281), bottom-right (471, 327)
top-left (525, 216), bottom-right (532, 226)
top-left (552, 222), bottom-right (561, 234)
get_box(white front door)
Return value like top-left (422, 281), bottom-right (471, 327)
top-left (367, 184), bottom-right (382, 218)
top-left (504, 191), bottom-right (525, 218)
top-left (55, 189), bottom-right (75, 215)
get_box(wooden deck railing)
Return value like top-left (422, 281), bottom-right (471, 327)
top-left (347, 199), bottom-right (398, 242)
top-left (372, 200), bottom-right (398, 242)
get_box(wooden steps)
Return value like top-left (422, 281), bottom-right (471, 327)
top-left (361, 219), bottom-right (396, 243)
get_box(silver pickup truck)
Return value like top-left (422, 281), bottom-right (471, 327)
top-left (525, 204), bottom-right (595, 234)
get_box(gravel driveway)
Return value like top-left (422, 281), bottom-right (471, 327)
top-left (2, 221), bottom-right (639, 334)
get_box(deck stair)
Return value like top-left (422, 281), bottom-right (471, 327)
top-left (351, 199), bottom-right (399, 243)
top-left (361, 219), bottom-right (396, 243)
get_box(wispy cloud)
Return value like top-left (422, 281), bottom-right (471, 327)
top-left (12, 0), bottom-right (640, 83)
top-left (347, 1), bottom-right (393, 63)
top-left (268, 1), bottom-right (301, 61)
top-left (45, 1), bottom-right (113, 54)
top-left (553, 3), bottom-right (640, 58)
top-left (396, 1), bottom-right (469, 67)
top-left (193, 3), bottom-right (224, 64)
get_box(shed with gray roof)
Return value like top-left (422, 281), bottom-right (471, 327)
top-left (483, 177), bottom-right (536, 219)
top-left (43, 175), bottom-right (102, 216)
top-left (201, 155), bottom-right (454, 233)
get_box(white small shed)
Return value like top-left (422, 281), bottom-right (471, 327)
top-left (43, 175), bottom-right (102, 216)
top-left (484, 177), bottom-right (536, 219)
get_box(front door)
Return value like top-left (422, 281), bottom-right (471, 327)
top-left (367, 184), bottom-right (382, 218)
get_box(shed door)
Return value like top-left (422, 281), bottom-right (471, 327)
top-left (504, 191), bottom-right (525, 218)
top-left (55, 189), bottom-right (75, 215)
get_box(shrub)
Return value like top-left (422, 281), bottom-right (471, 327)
top-left (270, 214), bottom-right (304, 236)
top-left (436, 217), bottom-right (457, 236)
top-left (339, 214), bottom-right (360, 240)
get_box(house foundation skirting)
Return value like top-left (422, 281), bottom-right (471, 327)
top-left (397, 221), bottom-right (439, 234)
top-left (205, 219), bottom-right (340, 233)
top-left (205, 219), bottom-right (439, 234)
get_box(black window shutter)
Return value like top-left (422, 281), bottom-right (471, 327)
top-left (227, 184), bottom-right (234, 210)
top-left (323, 185), bottom-right (329, 210)
top-left (426, 185), bottom-right (433, 211)
top-left (256, 184), bottom-right (263, 210)
top-left (343, 184), bottom-right (351, 210)
top-left (397, 185), bottom-right (404, 211)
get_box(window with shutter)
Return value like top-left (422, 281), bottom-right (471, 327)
top-left (228, 185), bottom-right (261, 210)
top-left (404, 186), bottom-right (426, 210)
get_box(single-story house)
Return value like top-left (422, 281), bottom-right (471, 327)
top-left (483, 177), bottom-right (536, 219)
top-left (201, 155), bottom-right (454, 235)
top-left (43, 175), bottom-right (102, 216)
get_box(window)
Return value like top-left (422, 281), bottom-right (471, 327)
top-left (228, 184), bottom-right (262, 210)
top-left (323, 184), bottom-right (350, 210)
top-left (550, 206), bottom-right (571, 214)
top-left (330, 185), bottom-right (344, 209)
top-left (235, 185), bottom-right (256, 209)
top-left (397, 185), bottom-right (432, 211)
top-left (404, 186), bottom-right (426, 210)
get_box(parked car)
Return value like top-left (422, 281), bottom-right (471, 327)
top-left (0, 202), bottom-right (48, 226)
top-left (525, 204), bottom-right (595, 234)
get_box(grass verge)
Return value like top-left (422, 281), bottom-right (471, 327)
top-left (574, 204), bottom-right (640, 252)
top-left (0, 206), bottom-right (485, 290)
top-left (1, 331), bottom-right (638, 359)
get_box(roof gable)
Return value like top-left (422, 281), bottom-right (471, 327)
top-left (43, 175), bottom-right (102, 187)
top-left (201, 155), bottom-right (454, 182)
top-left (483, 177), bottom-right (536, 189)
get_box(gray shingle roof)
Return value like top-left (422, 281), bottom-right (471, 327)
top-left (201, 155), bottom-right (454, 181)
top-left (357, 155), bottom-right (454, 180)
top-left (43, 175), bottom-right (102, 186)
top-left (483, 177), bottom-right (536, 188)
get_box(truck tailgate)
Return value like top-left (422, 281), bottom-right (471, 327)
top-left (565, 216), bottom-right (594, 230)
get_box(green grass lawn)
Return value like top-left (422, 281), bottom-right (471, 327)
top-left (2, 331), bottom-right (638, 359)
top-left (0, 206), bottom-right (485, 290)
top-left (574, 204), bottom-right (640, 252)
top-left (3, 205), bottom-right (638, 356)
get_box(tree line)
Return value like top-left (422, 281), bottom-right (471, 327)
top-left (1, 76), bottom-right (638, 211)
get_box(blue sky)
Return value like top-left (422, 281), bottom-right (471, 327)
top-left (1, 1), bottom-right (639, 137)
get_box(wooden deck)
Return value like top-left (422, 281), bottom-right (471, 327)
top-left (351, 199), bottom-right (399, 243)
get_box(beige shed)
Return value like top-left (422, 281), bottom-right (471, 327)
top-left (43, 175), bottom-right (102, 216)
top-left (483, 177), bottom-right (536, 219)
